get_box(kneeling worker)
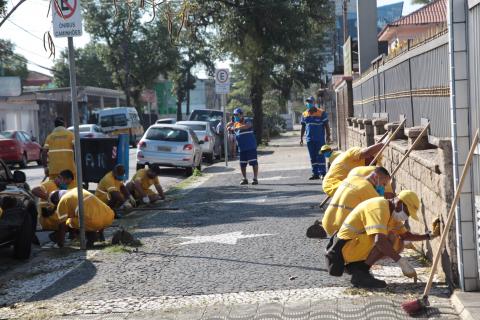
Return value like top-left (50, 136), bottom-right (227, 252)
top-left (126, 166), bottom-right (165, 204)
top-left (347, 165), bottom-right (395, 199)
top-left (322, 143), bottom-right (384, 197)
top-left (322, 166), bottom-right (391, 236)
top-left (95, 164), bottom-right (135, 212)
top-left (326, 190), bottom-right (438, 288)
top-left (320, 145), bottom-right (341, 170)
top-left (49, 188), bottom-right (115, 248)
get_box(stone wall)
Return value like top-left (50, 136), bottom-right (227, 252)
top-left (345, 117), bottom-right (458, 285)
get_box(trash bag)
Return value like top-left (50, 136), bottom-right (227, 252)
top-left (306, 220), bottom-right (327, 238)
top-left (325, 233), bottom-right (347, 277)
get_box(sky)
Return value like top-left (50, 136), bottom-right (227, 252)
top-left (0, 0), bottom-right (423, 76)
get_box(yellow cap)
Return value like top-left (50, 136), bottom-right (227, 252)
top-left (320, 145), bottom-right (332, 152)
top-left (398, 190), bottom-right (420, 221)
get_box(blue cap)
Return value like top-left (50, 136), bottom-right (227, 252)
top-left (305, 96), bottom-right (315, 103)
top-left (233, 108), bottom-right (243, 115)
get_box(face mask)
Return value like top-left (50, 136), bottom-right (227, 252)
top-left (324, 151), bottom-right (332, 158)
top-left (306, 103), bottom-right (314, 109)
top-left (115, 174), bottom-right (125, 181)
top-left (375, 185), bottom-right (385, 196)
top-left (59, 183), bottom-right (68, 190)
top-left (393, 204), bottom-right (409, 222)
top-left (233, 116), bottom-right (241, 122)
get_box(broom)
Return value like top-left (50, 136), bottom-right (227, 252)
top-left (402, 128), bottom-right (479, 315)
top-left (317, 128), bottom-right (393, 209)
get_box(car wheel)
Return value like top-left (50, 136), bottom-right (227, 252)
top-left (19, 153), bottom-right (28, 168)
top-left (205, 153), bottom-right (214, 164)
top-left (136, 163), bottom-right (145, 170)
top-left (185, 167), bottom-right (193, 176)
top-left (13, 210), bottom-right (34, 260)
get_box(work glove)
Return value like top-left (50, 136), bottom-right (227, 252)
top-left (431, 218), bottom-right (441, 238)
top-left (120, 201), bottom-right (133, 210)
top-left (398, 257), bottom-right (417, 279)
top-left (142, 196), bottom-right (150, 204)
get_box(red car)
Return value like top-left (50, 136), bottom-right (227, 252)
top-left (0, 131), bottom-right (42, 168)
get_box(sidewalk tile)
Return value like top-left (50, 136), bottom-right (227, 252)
top-left (228, 303), bottom-right (258, 320)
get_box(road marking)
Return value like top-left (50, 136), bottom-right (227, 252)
top-left (259, 176), bottom-right (287, 181)
top-left (223, 196), bottom-right (267, 204)
top-left (177, 231), bottom-right (275, 245)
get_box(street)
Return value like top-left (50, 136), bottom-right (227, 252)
top-left (0, 132), bottom-right (458, 319)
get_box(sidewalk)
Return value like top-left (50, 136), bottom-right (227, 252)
top-left (0, 130), bottom-right (459, 319)
top-left (451, 291), bottom-right (480, 320)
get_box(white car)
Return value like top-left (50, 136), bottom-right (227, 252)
top-left (136, 124), bottom-right (203, 176)
top-left (176, 121), bottom-right (221, 163)
top-left (68, 124), bottom-right (107, 138)
top-left (156, 118), bottom-right (176, 125)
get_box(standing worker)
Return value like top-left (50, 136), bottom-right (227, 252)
top-left (43, 117), bottom-right (76, 181)
top-left (226, 108), bottom-right (259, 185)
top-left (300, 96), bottom-right (331, 180)
top-left (322, 143), bottom-right (384, 197)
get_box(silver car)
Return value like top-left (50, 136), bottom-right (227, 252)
top-left (176, 121), bottom-right (221, 164)
top-left (68, 124), bottom-right (107, 138)
top-left (136, 124), bottom-right (203, 176)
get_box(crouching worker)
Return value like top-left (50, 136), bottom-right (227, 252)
top-left (49, 189), bottom-right (115, 248)
top-left (320, 145), bottom-right (341, 171)
top-left (322, 143), bottom-right (384, 198)
top-left (32, 170), bottom-right (74, 233)
top-left (325, 190), bottom-right (438, 288)
top-left (126, 166), bottom-right (165, 204)
top-left (95, 164), bottom-right (135, 215)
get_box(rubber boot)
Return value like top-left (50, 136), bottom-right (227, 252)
top-left (347, 261), bottom-right (387, 288)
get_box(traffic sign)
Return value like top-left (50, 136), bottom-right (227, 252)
top-left (215, 68), bottom-right (230, 94)
top-left (52, 0), bottom-right (83, 38)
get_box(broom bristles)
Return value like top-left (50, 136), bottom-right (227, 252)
top-left (401, 297), bottom-right (428, 315)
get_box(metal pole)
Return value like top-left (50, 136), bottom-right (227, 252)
top-left (68, 37), bottom-right (86, 250)
top-left (223, 94), bottom-right (228, 166)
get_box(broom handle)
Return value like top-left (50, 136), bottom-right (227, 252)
top-left (378, 130), bottom-right (390, 143)
top-left (422, 129), bottom-right (479, 298)
top-left (369, 118), bottom-right (407, 166)
top-left (319, 195), bottom-right (330, 208)
top-left (391, 123), bottom-right (430, 177)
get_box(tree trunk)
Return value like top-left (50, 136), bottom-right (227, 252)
top-left (250, 77), bottom-right (264, 144)
top-left (176, 96), bottom-right (183, 121)
top-left (186, 73), bottom-right (191, 116)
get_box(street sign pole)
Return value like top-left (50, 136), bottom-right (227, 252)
top-left (68, 37), bottom-right (86, 250)
top-left (222, 94), bottom-right (228, 166)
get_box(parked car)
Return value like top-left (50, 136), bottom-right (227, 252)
top-left (67, 124), bottom-right (107, 138)
top-left (0, 159), bottom-right (36, 259)
top-left (0, 131), bottom-right (42, 168)
top-left (176, 121), bottom-right (221, 163)
top-left (136, 124), bottom-right (203, 176)
top-left (156, 118), bottom-right (176, 125)
top-left (188, 109), bottom-right (230, 127)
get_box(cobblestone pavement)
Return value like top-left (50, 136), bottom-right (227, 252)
top-left (0, 132), bottom-right (458, 319)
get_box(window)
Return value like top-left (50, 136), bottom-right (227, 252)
top-left (0, 131), bottom-right (14, 139)
top-left (100, 114), bottom-right (128, 127)
top-left (189, 110), bottom-right (224, 122)
top-left (21, 131), bottom-right (32, 141)
top-left (16, 132), bottom-right (27, 142)
top-left (182, 124), bottom-right (206, 131)
top-left (79, 126), bottom-right (91, 133)
top-left (146, 128), bottom-right (188, 142)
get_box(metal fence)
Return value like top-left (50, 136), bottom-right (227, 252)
top-left (352, 32), bottom-right (451, 138)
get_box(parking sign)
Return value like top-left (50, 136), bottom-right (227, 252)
top-left (215, 69), bottom-right (230, 94)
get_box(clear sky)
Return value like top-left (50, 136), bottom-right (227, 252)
top-left (0, 0), bottom-right (423, 76)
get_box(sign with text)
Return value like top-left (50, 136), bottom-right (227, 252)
top-left (215, 68), bottom-right (230, 94)
top-left (52, 0), bottom-right (83, 38)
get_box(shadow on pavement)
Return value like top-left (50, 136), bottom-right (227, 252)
top-left (203, 166), bottom-right (236, 174)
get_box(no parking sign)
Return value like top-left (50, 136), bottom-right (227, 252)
top-left (52, 0), bottom-right (83, 38)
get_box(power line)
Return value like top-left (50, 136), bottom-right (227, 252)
top-left (7, 19), bottom-right (68, 51)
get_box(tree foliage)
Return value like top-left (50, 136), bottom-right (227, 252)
top-left (53, 43), bottom-right (114, 88)
top-left (0, 39), bottom-right (28, 79)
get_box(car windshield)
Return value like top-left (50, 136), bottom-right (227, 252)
top-left (0, 131), bottom-right (14, 138)
top-left (100, 114), bottom-right (127, 127)
top-left (146, 127), bottom-right (188, 142)
top-left (189, 110), bottom-right (223, 122)
top-left (181, 124), bottom-right (206, 131)
top-left (79, 126), bottom-right (92, 132)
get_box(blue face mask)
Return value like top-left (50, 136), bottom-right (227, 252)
top-left (59, 183), bottom-right (68, 190)
top-left (306, 103), bottom-right (314, 109)
top-left (233, 116), bottom-right (241, 122)
top-left (324, 151), bottom-right (332, 158)
top-left (115, 174), bottom-right (125, 181)
top-left (375, 185), bottom-right (385, 196)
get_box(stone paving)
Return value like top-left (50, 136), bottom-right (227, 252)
top-left (0, 132), bottom-right (459, 319)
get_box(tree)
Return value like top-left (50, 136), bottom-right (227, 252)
top-left (192, 0), bottom-right (333, 143)
top-left (83, 2), bottom-right (177, 107)
top-left (53, 43), bottom-right (115, 88)
top-left (0, 39), bottom-right (28, 79)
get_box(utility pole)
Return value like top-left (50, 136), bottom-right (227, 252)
top-left (343, 0), bottom-right (349, 43)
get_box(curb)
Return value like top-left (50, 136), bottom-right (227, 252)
top-left (451, 291), bottom-right (480, 320)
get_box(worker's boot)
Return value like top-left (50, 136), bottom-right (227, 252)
top-left (347, 261), bottom-right (386, 288)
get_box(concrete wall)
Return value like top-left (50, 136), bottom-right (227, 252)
top-left (345, 117), bottom-right (458, 285)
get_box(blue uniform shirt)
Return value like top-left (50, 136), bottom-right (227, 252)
top-left (301, 107), bottom-right (328, 142)
top-left (234, 119), bottom-right (257, 152)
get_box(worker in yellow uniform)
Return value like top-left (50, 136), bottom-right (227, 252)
top-left (322, 166), bottom-right (391, 236)
top-left (322, 143), bottom-right (384, 197)
top-left (325, 190), bottom-right (438, 288)
top-left (49, 188), bottom-right (115, 248)
top-left (32, 170), bottom-right (74, 232)
top-left (126, 166), bottom-right (165, 204)
top-left (320, 145), bottom-right (342, 170)
top-left (347, 166), bottom-right (395, 198)
top-left (95, 164), bottom-right (135, 214)
top-left (43, 117), bottom-right (76, 180)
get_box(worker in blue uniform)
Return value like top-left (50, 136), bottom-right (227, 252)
top-left (227, 108), bottom-right (259, 185)
top-left (300, 95), bottom-right (331, 180)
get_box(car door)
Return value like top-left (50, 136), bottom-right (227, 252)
top-left (14, 132), bottom-right (29, 159)
top-left (20, 132), bottom-right (38, 160)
